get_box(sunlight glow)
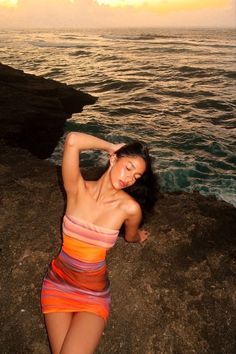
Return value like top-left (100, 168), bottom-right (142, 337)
top-left (96, 0), bottom-right (153, 7)
top-left (96, 0), bottom-right (230, 11)
top-left (0, 0), bottom-right (18, 7)
top-left (0, 0), bottom-right (76, 8)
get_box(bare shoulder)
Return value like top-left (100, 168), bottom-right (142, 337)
top-left (119, 192), bottom-right (141, 217)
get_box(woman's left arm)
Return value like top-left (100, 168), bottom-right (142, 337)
top-left (124, 202), bottom-right (149, 243)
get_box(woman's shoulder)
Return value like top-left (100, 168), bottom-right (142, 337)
top-left (119, 191), bottom-right (141, 216)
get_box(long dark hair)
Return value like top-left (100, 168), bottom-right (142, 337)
top-left (115, 141), bottom-right (160, 222)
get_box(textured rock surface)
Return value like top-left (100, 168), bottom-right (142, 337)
top-left (0, 144), bottom-right (235, 354)
top-left (0, 62), bottom-right (97, 158)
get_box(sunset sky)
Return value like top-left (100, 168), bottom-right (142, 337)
top-left (0, 0), bottom-right (235, 28)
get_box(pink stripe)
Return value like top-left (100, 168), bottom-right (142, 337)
top-left (63, 226), bottom-right (114, 247)
top-left (65, 215), bottom-right (119, 234)
top-left (63, 215), bottom-right (119, 248)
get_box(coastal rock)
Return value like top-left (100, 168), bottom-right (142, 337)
top-left (0, 62), bottom-right (97, 158)
top-left (0, 65), bottom-right (235, 354)
top-left (0, 143), bottom-right (235, 354)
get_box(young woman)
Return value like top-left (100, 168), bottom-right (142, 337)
top-left (41, 132), bottom-right (158, 354)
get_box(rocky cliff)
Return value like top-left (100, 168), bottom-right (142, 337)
top-left (0, 62), bottom-right (97, 158)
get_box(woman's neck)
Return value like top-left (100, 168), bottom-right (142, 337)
top-left (91, 169), bottom-right (118, 202)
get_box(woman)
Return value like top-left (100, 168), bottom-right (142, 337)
top-left (41, 132), bottom-right (158, 354)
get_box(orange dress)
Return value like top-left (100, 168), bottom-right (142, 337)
top-left (41, 214), bottom-right (119, 321)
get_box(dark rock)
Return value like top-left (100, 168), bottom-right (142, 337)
top-left (0, 63), bottom-right (97, 158)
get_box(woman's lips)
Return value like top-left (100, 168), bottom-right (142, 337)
top-left (119, 180), bottom-right (126, 188)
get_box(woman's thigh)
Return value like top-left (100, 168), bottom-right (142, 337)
top-left (44, 312), bottom-right (73, 354)
top-left (60, 312), bottom-right (105, 354)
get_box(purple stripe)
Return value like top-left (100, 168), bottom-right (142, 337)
top-left (59, 250), bottom-right (105, 271)
top-left (43, 277), bottom-right (110, 297)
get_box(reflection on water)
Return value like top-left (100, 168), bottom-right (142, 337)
top-left (0, 28), bottom-right (235, 206)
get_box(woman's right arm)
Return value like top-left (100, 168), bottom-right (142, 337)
top-left (62, 132), bottom-right (116, 195)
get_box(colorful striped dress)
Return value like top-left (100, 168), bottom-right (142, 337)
top-left (41, 214), bottom-right (119, 321)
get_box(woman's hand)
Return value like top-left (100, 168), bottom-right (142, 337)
top-left (137, 229), bottom-right (150, 243)
top-left (108, 143), bottom-right (126, 156)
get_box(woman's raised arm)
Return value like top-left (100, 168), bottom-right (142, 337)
top-left (62, 132), bottom-right (116, 195)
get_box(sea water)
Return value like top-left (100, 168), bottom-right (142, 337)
top-left (0, 28), bottom-right (235, 206)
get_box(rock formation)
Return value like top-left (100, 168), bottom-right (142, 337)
top-left (0, 63), bottom-right (235, 354)
top-left (0, 63), bottom-right (97, 158)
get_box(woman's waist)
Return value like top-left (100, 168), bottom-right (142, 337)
top-left (62, 234), bottom-right (107, 263)
top-left (49, 249), bottom-right (109, 292)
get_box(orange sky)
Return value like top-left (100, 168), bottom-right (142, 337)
top-left (0, 0), bottom-right (235, 28)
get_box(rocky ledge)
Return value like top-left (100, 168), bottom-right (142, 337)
top-left (0, 64), bottom-right (235, 354)
top-left (0, 62), bottom-right (97, 158)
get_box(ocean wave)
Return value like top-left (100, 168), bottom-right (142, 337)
top-left (69, 50), bottom-right (91, 57)
top-left (96, 79), bottom-right (143, 93)
top-left (59, 35), bottom-right (84, 40)
top-left (43, 68), bottom-right (63, 76)
top-left (178, 65), bottom-right (206, 74)
top-left (101, 33), bottom-right (172, 41)
top-left (157, 89), bottom-right (196, 99)
top-left (210, 113), bottom-right (236, 128)
top-left (158, 167), bottom-right (236, 207)
top-left (217, 192), bottom-right (236, 207)
top-left (194, 99), bottom-right (233, 112)
top-left (177, 66), bottom-right (222, 78)
top-left (152, 40), bottom-right (236, 49)
top-left (136, 95), bottom-right (161, 104)
top-left (224, 71), bottom-right (236, 79)
top-left (29, 40), bottom-right (88, 49)
top-left (207, 43), bottom-right (236, 49)
top-left (95, 54), bottom-right (122, 62)
top-left (134, 46), bottom-right (196, 54)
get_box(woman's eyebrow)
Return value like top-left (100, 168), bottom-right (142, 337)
top-left (128, 161), bottom-right (136, 169)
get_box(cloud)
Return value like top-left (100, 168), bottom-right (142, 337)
top-left (95, 0), bottom-right (231, 12)
top-left (0, 0), bottom-right (234, 28)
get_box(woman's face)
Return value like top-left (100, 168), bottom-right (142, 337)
top-left (110, 155), bottom-right (146, 190)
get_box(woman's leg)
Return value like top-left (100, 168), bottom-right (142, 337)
top-left (44, 312), bottom-right (73, 354)
top-left (60, 312), bottom-right (105, 354)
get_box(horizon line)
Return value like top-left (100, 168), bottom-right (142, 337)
top-left (0, 25), bottom-right (235, 30)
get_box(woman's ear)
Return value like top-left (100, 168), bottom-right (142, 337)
top-left (109, 153), bottom-right (117, 167)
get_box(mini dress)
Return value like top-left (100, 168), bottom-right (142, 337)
top-left (41, 214), bottom-right (119, 321)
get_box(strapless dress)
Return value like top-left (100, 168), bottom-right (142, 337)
top-left (41, 214), bottom-right (119, 321)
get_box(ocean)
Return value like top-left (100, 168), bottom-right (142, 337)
top-left (0, 28), bottom-right (235, 206)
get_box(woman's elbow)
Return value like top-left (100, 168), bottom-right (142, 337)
top-left (65, 132), bottom-right (77, 146)
top-left (65, 132), bottom-right (83, 150)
